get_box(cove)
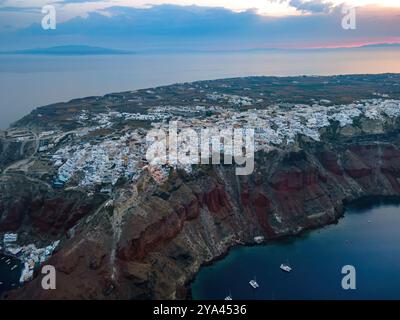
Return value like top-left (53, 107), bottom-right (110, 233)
top-left (0, 254), bottom-right (22, 296)
top-left (191, 197), bottom-right (400, 300)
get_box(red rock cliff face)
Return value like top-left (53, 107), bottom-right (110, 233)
top-left (5, 133), bottom-right (400, 300)
top-left (116, 182), bottom-right (233, 262)
top-left (0, 175), bottom-right (106, 239)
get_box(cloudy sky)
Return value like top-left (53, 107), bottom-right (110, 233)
top-left (1, 0), bottom-right (400, 50)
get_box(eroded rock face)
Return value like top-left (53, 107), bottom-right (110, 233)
top-left (0, 175), bottom-right (106, 240)
top-left (0, 138), bottom-right (35, 172)
top-left (4, 127), bottom-right (400, 300)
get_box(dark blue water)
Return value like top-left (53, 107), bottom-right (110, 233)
top-left (0, 254), bottom-right (22, 296)
top-left (191, 198), bottom-right (400, 300)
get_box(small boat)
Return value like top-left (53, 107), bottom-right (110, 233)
top-left (11, 265), bottom-right (18, 271)
top-left (280, 264), bottom-right (292, 272)
top-left (249, 279), bottom-right (259, 289)
top-left (254, 236), bottom-right (265, 244)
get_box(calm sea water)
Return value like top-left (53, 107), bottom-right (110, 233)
top-left (0, 254), bottom-right (22, 296)
top-left (191, 198), bottom-right (400, 300)
top-left (1, 48), bottom-right (400, 129)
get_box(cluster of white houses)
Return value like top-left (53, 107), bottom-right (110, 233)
top-left (49, 98), bottom-right (400, 189)
top-left (52, 131), bottom-right (145, 189)
top-left (2, 233), bottom-right (59, 283)
top-left (206, 92), bottom-right (255, 106)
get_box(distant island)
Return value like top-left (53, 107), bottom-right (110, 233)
top-left (1, 43), bottom-right (399, 56)
top-left (1, 45), bottom-right (135, 56)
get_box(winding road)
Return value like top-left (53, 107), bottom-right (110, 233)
top-left (2, 130), bottom-right (39, 175)
top-left (0, 130), bottom-right (52, 189)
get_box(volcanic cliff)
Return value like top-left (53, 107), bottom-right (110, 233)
top-left (3, 116), bottom-right (400, 299)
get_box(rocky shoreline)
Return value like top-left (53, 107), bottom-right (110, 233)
top-left (185, 194), bottom-right (400, 300)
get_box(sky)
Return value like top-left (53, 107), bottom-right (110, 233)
top-left (0, 0), bottom-right (400, 50)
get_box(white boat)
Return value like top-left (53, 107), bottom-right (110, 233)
top-left (224, 295), bottom-right (232, 301)
top-left (280, 263), bottom-right (292, 272)
top-left (249, 279), bottom-right (259, 289)
top-left (254, 236), bottom-right (265, 244)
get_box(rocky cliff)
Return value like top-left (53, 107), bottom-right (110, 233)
top-left (4, 117), bottom-right (400, 299)
top-left (0, 138), bottom-right (35, 172)
top-left (0, 174), bottom-right (107, 241)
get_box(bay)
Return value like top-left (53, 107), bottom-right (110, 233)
top-left (191, 197), bottom-right (400, 300)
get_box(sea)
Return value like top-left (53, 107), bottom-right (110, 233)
top-left (1, 47), bottom-right (400, 129)
top-left (191, 198), bottom-right (400, 300)
top-left (0, 254), bottom-right (22, 296)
